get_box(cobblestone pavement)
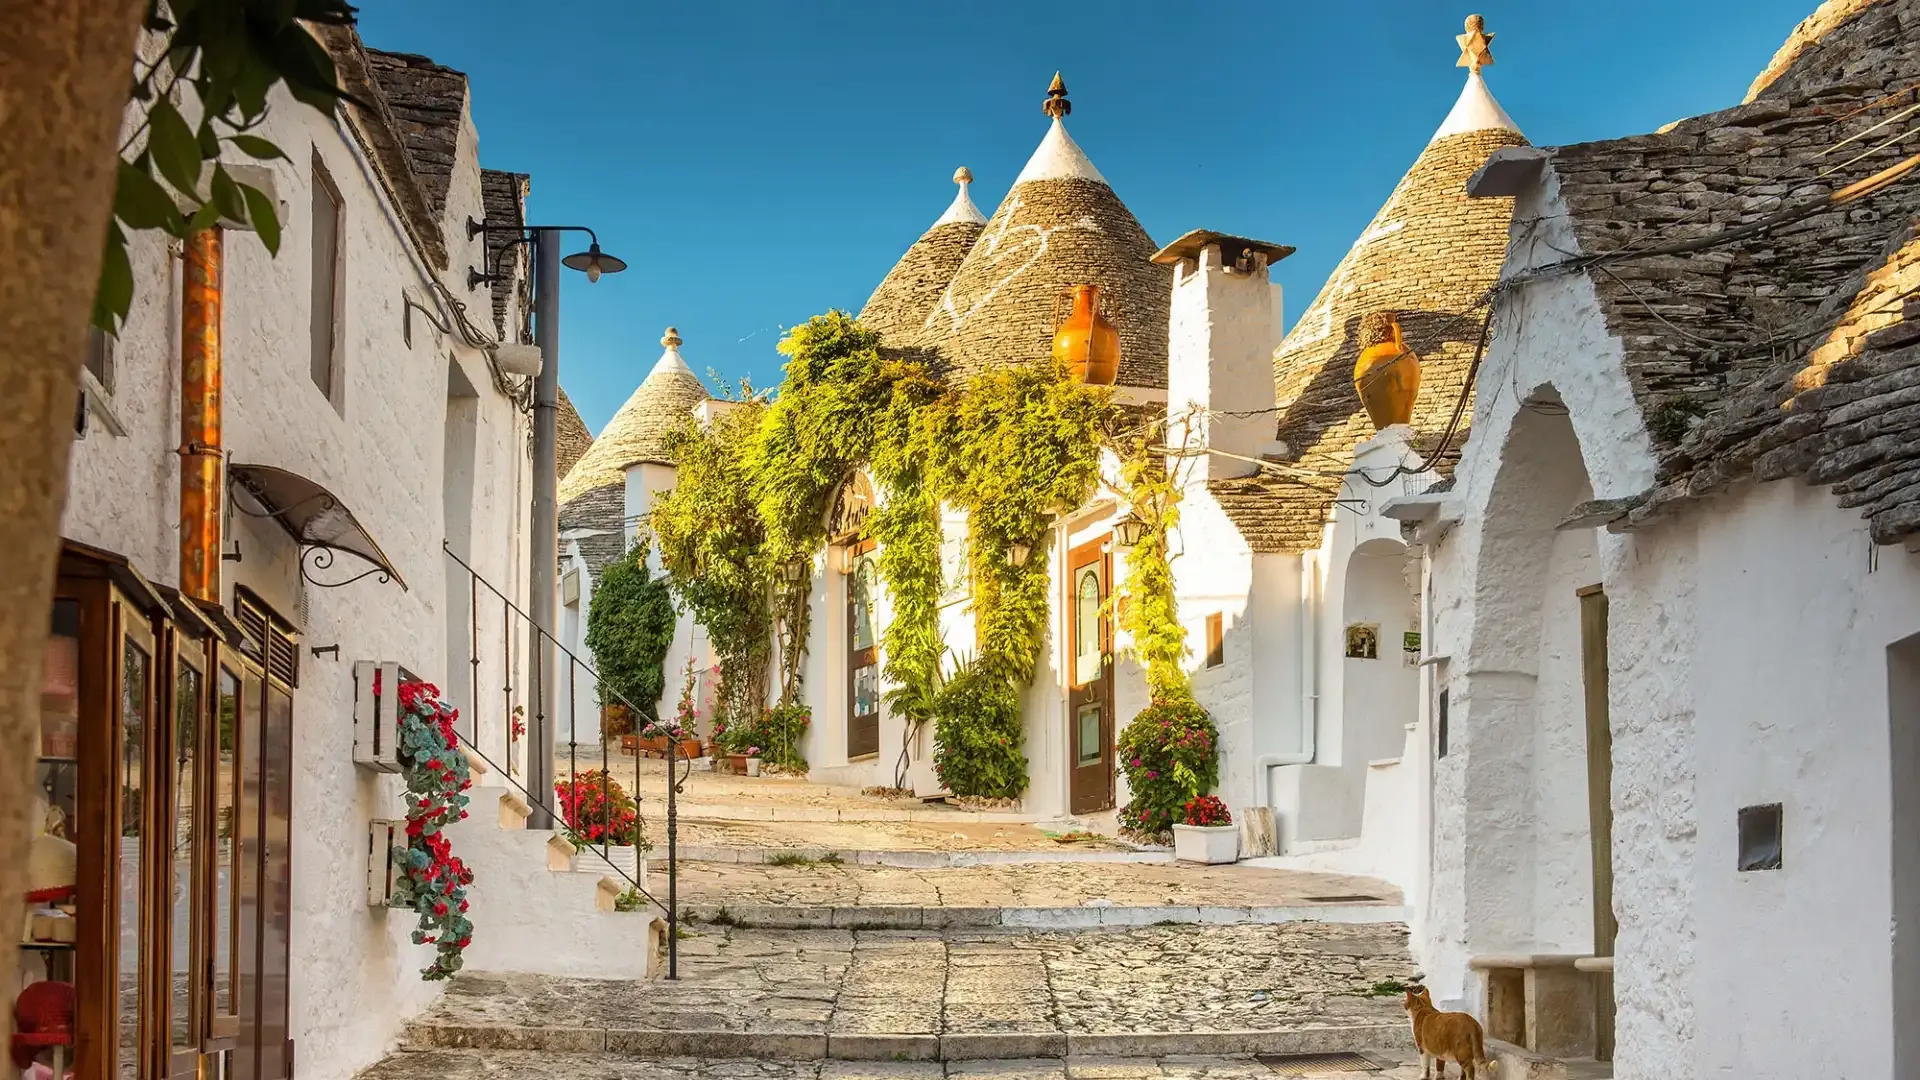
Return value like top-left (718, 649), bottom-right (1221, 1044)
top-left (674, 862), bottom-right (1400, 911)
top-left (415, 924), bottom-right (1415, 1038)
top-left (360, 1049), bottom-right (1427, 1079)
top-left (608, 757), bottom-right (969, 816)
top-left (677, 817), bottom-right (1129, 854)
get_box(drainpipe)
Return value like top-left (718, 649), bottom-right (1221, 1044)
top-left (1255, 549), bottom-right (1319, 808)
top-left (179, 227), bottom-right (223, 604)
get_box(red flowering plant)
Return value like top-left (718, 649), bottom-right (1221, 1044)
top-left (1117, 696), bottom-right (1219, 839)
top-left (1182, 794), bottom-right (1232, 828)
top-left (388, 677), bottom-right (475, 981)
top-left (554, 769), bottom-right (645, 850)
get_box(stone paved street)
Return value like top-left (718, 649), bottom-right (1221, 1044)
top-left (411, 924), bottom-right (1415, 1043)
top-left (674, 861), bottom-right (1399, 913)
top-left (676, 817), bottom-right (1131, 854)
top-left (360, 1049), bottom-right (1429, 1079)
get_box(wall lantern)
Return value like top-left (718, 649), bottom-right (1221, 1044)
top-left (1007, 543), bottom-right (1032, 569)
top-left (1113, 515), bottom-right (1147, 548)
top-left (781, 559), bottom-right (807, 583)
top-left (560, 241), bottom-right (628, 285)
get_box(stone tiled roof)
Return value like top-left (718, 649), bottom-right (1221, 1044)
top-left (860, 171), bottom-right (987, 349)
top-left (922, 95), bottom-right (1171, 390)
top-left (364, 50), bottom-right (468, 223)
top-left (1512, 0), bottom-right (1920, 541)
top-left (1230, 77), bottom-right (1527, 553)
top-left (480, 169), bottom-right (531, 341)
top-left (557, 387), bottom-right (593, 482)
top-left (557, 332), bottom-right (711, 505)
top-left (315, 26), bottom-right (447, 270)
top-left (559, 483), bottom-right (628, 579)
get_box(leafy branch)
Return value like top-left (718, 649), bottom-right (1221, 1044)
top-left (97, 0), bottom-right (361, 332)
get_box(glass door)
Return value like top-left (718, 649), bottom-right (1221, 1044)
top-left (160, 625), bottom-right (210, 1080)
top-left (1067, 537), bottom-right (1114, 814)
top-left (846, 539), bottom-right (880, 760)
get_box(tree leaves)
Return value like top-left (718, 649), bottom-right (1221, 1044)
top-left (94, 1), bottom-right (355, 333)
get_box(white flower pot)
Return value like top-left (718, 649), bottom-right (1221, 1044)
top-left (1173, 823), bottom-right (1239, 865)
top-left (581, 843), bottom-right (640, 881)
top-left (745, 758), bottom-right (762, 777)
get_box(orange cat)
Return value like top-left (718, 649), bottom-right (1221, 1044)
top-left (1404, 985), bottom-right (1492, 1079)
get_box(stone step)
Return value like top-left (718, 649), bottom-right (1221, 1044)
top-left (359, 1047), bottom-right (1425, 1079)
top-left (678, 803), bottom-right (1045, 825)
top-left (402, 1022), bottom-right (1411, 1062)
top-left (681, 901), bottom-right (1409, 930)
top-left (676, 846), bottom-right (1169, 867)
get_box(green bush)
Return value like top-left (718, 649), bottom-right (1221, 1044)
top-left (717, 702), bottom-right (811, 771)
top-left (1117, 698), bottom-right (1219, 837)
top-left (584, 545), bottom-right (675, 724)
top-left (931, 659), bottom-right (1028, 800)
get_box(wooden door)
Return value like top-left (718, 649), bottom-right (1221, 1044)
top-left (846, 538), bottom-right (880, 760)
top-left (1578, 584), bottom-right (1616, 1062)
top-left (1067, 538), bottom-right (1114, 814)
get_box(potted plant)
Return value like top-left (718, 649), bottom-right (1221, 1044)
top-left (555, 770), bottom-right (645, 878)
top-left (1172, 795), bottom-right (1237, 865)
top-left (744, 746), bottom-right (762, 777)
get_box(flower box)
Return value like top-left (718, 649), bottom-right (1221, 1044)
top-left (352, 661), bottom-right (420, 773)
top-left (367, 819), bottom-right (401, 906)
top-left (577, 843), bottom-right (639, 880)
top-left (1172, 823), bottom-right (1239, 865)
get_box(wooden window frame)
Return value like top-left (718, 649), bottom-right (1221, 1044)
top-left (310, 150), bottom-right (345, 410)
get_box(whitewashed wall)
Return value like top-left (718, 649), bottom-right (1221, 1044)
top-left (1415, 164), bottom-right (1920, 1078)
top-left (63, 84), bottom-right (531, 1080)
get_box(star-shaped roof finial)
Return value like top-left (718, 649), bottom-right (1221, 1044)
top-left (1456, 14), bottom-right (1495, 74)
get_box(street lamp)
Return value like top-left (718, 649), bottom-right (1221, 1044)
top-left (465, 218), bottom-right (626, 830)
top-left (562, 241), bottom-right (627, 284)
top-left (1007, 542), bottom-right (1031, 568)
top-left (1113, 515), bottom-right (1147, 548)
top-left (781, 559), bottom-right (808, 584)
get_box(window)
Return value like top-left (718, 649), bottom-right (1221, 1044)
top-left (85, 326), bottom-right (115, 393)
top-left (1436, 688), bottom-right (1450, 759)
top-left (310, 155), bottom-right (343, 402)
top-left (1205, 613), bottom-right (1224, 668)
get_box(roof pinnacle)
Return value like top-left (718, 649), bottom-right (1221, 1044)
top-left (1043, 72), bottom-right (1071, 119)
top-left (661, 327), bottom-right (682, 349)
top-left (954, 166), bottom-right (974, 188)
top-left (1457, 14), bottom-right (1495, 74)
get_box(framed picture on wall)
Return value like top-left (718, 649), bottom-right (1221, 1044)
top-left (1345, 622), bottom-right (1379, 659)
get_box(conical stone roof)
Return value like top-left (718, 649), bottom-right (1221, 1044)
top-left (923, 75), bottom-right (1171, 389)
top-left (1217, 15), bottom-right (1528, 552)
top-left (860, 167), bottom-right (988, 348)
top-left (558, 328), bottom-right (710, 506)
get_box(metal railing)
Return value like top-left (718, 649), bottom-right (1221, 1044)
top-left (442, 542), bottom-right (683, 979)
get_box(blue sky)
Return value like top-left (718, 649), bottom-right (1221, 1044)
top-left (357, 0), bottom-right (1817, 434)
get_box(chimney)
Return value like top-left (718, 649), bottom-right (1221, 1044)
top-left (1156, 231), bottom-right (1293, 482)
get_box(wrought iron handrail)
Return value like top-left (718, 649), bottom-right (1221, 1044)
top-left (442, 541), bottom-right (684, 979)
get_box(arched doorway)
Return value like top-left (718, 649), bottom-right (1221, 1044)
top-left (1460, 395), bottom-right (1613, 1058)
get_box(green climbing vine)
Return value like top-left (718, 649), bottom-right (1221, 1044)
top-left (1110, 415), bottom-right (1221, 840)
top-left (650, 391), bottom-right (773, 733)
top-left (652, 310), bottom-right (1109, 798)
top-left (583, 538), bottom-right (676, 724)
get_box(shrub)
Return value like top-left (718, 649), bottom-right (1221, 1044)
top-left (555, 769), bottom-right (643, 849)
top-left (714, 702), bottom-right (810, 772)
top-left (1117, 697), bottom-right (1219, 837)
top-left (1182, 794), bottom-right (1231, 828)
top-left (931, 659), bottom-right (1028, 800)
top-left (585, 544), bottom-right (676, 725)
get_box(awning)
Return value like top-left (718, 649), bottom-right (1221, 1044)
top-left (228, 463), bottom-right (408, 590)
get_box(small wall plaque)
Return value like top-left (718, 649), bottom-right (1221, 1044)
top-left (1345, 623), bottom-right (1379, 660)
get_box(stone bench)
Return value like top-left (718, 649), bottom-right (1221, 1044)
top-left (1468, 953), bottom-right (1597, 1059)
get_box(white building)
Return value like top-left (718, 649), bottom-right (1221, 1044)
top-left (35, 26), bottom-right (620, 1080)
top-left (1402, 1), bottom-right (1920, 1075)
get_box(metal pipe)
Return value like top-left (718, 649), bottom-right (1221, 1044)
top-left (179, 227), bottom-right (223, 603)
top-left (528, 228), bottom-right (561, 828)
top-left (1255, 550), bottom-right (1320, 809)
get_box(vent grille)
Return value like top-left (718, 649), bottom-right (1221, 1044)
top-left (235, 588), bottom-right (299, 687)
